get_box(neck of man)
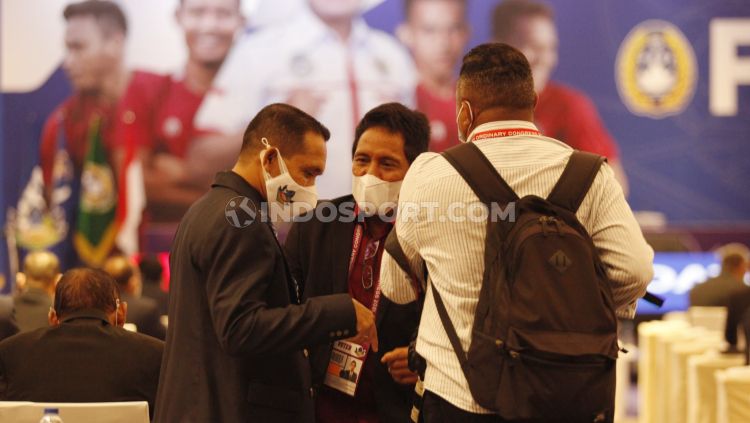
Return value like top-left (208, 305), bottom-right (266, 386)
top-left (232, 161), bottom-right (267, 200)
top-left (472, 107), bottom-right (535, 129)
top-left (184, 58), bottom-right (222, 94)
top-left (364, 214), bottom-right (392, 238)
top-left (420, 71), bottom-right (455, 99)
top-left (319, 15), bottom-right (353, 42)
top-left (98, 63), bottom-right (130, 105)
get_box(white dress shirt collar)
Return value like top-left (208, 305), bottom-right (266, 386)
top-left (467, 120), bottom-right (540, 142)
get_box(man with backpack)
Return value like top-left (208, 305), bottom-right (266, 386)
top-left (380, 43), bottom-right (654, 422)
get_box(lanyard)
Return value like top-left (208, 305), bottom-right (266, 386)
top-left (470, 127), bottom-right (540, 141)
top-left (347, 223), bottom-right (383, 316)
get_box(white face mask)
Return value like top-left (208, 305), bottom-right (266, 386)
top-left (260, 138), bottom-right (318, 217)
top-left (352, 173), bottom-right (402, 216)
top-left (456, 101), bottom-right (474, 143)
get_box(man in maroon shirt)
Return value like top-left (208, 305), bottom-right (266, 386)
top-left (492, 0), bottom-right (629, 194)
top-left (285, 103), bottom-right (430, 423)
top-left (113, 0), bottom-right (245, 225)
top-left (399, 0), bottom-right (470, 152)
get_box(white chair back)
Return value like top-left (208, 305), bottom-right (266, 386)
top-left (687, 351), bottom-right (744, 423)
top-left (715, 366), bottom-right (750, 423)
top-left (689, 307), bottom-right (728, 333)
top-left (0, 401), bottom-right (149, 423)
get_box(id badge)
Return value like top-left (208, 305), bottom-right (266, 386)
top-left (323, 340), bottom-right (369, 396)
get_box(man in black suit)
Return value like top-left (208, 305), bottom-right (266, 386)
top-left (103, 255), bottom-right (166, 340)
top-left (690, 243), bottom-right (749, 307)
top-left (0, 268), bottom-right (163, 417)
top-left (0, 296), bottom-right (18, 341)
top-left (14, 251), bottom-right (60, 332)
top-left (138, 255), bottom-right (169, 316)
top-left (285, 103), bottom-right (429, 423)
top-left (154, 103), bottom-right (378, 423)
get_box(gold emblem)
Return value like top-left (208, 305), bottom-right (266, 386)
top-left (616, 20), bottom-right (697, 118)
top-left (80, 163), bottom-right (116, 213)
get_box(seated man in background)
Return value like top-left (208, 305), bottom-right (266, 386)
top-left (103, 255), bottom-right (166, 340)
top-left (285, 103), bottom-right (429, 423)
top-left (0, 268), bottom-right (164, 417)
top-left (138, 255), bottom-right (169, 316)
top-left (0, 296), bottom-right (17, 342)
top-left (14, 251), bottom-right (60, 332)
top-left (690, 243), bottom-right (749, 307)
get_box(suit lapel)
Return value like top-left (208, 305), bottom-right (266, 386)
top-left (329, 218), bottom-right (356, 295)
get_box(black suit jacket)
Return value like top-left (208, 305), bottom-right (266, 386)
top-left (0, 309), bottom-right (163, 418)
top-left (13, 287), bottom-right (52, 332)
top-left (690, 273), bottom-right (750, 307)
top-left (285, 195), bottom-right (420, 423)
top-left (725, 289), bottom-right (750, 346)
top-left (0, 296), bottom-right (18, 341)
top-left (154, 171), bottom-right (357, 423)
top-left (122, 293), bottom-right (166, 340)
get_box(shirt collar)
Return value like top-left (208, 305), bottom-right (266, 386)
top-left (298, 6), bottom-right (370, 48)
top-left (212, 171), bottom-right (264, 205)
top-left (467, 120), bottom-right (540, 142)
top-left (59, 308), bottom-right (110, 325)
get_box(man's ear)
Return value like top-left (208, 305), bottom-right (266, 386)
top-left (395, 23), bottom-right (413, 48)
top-left (532, 91), bottom-right (539, 109)
top-left (261, 148), bottom-right (280, 175)
top-left (48, 308), bottom-right (60, 326)
top-left (117, 301), bottom-right (128, 328)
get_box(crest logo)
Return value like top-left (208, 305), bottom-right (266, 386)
top-left (616, 20), bottom-right (697, 118)
top-left (80, 162), bottom-right (116, 212)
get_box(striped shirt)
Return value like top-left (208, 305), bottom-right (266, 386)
top-left (380, 120), bottom-right (654, 413)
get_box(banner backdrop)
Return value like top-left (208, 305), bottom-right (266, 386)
top-left (1, 0), bottom-right (749, 283)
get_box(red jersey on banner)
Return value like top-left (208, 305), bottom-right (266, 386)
top-left (115, 73), bottom-right (204, 158)
top-left (38, 71), bottom-right (166, 187)
top-left (535, 81), bottom-right (620, 160)
top-left (416, 83), bottom-right (460, 153)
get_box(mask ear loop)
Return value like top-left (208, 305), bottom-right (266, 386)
top-left (115, 298), bottom-right (120, 326)
top-left (261, 137), bottom-right (289, 175)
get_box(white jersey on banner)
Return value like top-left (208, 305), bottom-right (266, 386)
top-left (195, 6), bottom-right (416, 199)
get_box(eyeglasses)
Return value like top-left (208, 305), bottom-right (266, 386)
top-left (361, 239), bottom-right (381, 290)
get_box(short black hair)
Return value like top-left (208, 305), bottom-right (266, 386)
top-left (458, 43), bottom-right (536, 111)
top-left (54, 268), bottom-right (120, 318)
top-left (64, 0), bottom-right (128, 36)
top-left (404, 0), bottom-right (467, 19)
top-left (240, 103), bottom-right (330, 157)
top-left (139, 255), bottom-right (163, 285)
top-left (352, 103), bottom-right (430, 164)
top-left (492, 0), bottom-right (554, 43)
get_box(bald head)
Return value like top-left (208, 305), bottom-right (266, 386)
top-left (23, 251), bottom-right (61, 287)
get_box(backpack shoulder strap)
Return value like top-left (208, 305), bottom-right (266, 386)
top-left (442, 142), bottom-right (519, 205)
top-left (384, 229), bottom-right (426, 292)
top-left (547, 151), bottom-right (605, 213)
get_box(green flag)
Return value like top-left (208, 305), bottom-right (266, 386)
top-left (74, 115), bottom-right (118, 267)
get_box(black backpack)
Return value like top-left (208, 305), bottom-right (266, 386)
top-left (387, 142), bottom-right (620, 423)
